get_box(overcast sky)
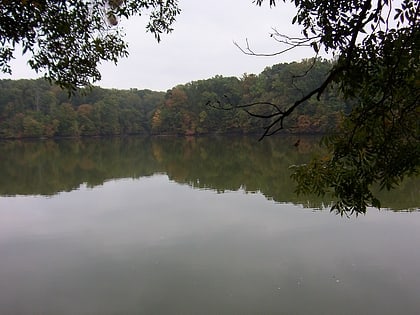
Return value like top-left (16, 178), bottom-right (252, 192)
top-left (1, 0), bottom-right (316, 91)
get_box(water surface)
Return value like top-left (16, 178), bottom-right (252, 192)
top-left (0, 136), bottom-right (419, 314)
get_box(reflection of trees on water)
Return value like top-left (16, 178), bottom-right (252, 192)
top-left (0, 136), bottom-right (418, 210)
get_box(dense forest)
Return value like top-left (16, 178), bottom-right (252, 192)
top-left (0, 59), bottom-right (350, 139)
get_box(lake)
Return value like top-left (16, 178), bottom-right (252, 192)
top-left (0, 136), bottom-right (419, 314)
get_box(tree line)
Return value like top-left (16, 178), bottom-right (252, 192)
top-left (0, 58), bottom-right (350, 139)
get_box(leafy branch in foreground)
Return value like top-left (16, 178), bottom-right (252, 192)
top-left (221, 0), bottom-right (420, 215)
top-left (0, 0), bottom-right (180, 91)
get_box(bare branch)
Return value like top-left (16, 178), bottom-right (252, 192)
top-left (225, 0), bottom-right (376, 141)
top-left (208, 62), bottom-right (343, 141)
top-left (233, 34), bottom-right (318, 57)
top-left (270, 29), bottom-right (319, 45)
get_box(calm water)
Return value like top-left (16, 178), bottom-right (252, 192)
top-left (0, 136), bottom-right (419, 314)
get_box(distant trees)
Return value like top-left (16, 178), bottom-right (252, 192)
top-left (152, 59), bottom-right (344, 136)
top-left (0, 78), bottom-right (165, 138)
top-left (0, 59), bottom-right (344, 139)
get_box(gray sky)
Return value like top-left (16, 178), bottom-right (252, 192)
top-left (1, 0), bottom-right (315, 91)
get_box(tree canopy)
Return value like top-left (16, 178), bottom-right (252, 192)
top-left (0, 0), bottom-right (180, 90)
top-left (243, 0), bottom-right (419, 215)
top-left (0, 59), bottom-right (344, 138)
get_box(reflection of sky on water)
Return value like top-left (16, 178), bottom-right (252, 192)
top-left (0, 175), bottom-right (420, 314)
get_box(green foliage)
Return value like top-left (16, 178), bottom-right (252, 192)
top-left (0, 0), bottom-right (180, 90)
top-left (256, 0), bottom-right (419, 214)
top-left (0, 78), bottom-right (165, 138)
top-left (151, 60), bottom-right (342, 136)
top-left (0, 60), bottom-right (347, 138)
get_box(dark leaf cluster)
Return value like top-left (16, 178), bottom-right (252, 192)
top-left (254, 0), bottom-right (419, 214)
top-left (0, 0), bottom-right (180, 90)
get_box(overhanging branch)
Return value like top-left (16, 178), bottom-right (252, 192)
top-left (222, 0), bottom-right (376, 141)
top-left (208, 64), bottom-right (342, 140)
